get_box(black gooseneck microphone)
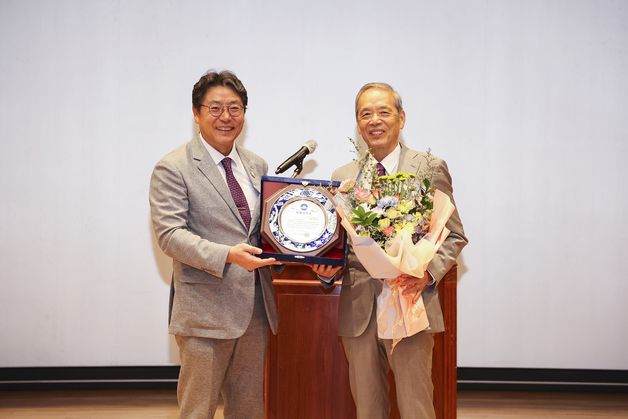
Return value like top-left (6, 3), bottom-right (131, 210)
top-left (274, 140), bottom-right (318, 175)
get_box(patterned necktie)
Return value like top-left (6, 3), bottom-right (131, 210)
top-left (221, 157), bottom-right (251, 230)
top-left (376, 162), bottom-right (386, 176)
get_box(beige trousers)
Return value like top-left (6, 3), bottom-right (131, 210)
top-left (175, 283), bottom-right (269, 419)
top-left (342, 307), bottom-right (435, 419)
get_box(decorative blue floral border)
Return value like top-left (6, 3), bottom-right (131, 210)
top-left (268, 187), bottom-right (337, 253)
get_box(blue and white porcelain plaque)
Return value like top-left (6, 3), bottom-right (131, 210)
top-left (268, 187), bottom-right (337, 253)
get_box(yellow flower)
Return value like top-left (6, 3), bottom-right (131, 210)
top-left (378, 218), bottom-right (391, 230)
top-left (404, 222), bottom-right (417, 233)
top-left (385, 208), bottom-right (401, 219)
top-left (397, 200), bottom-right (414, 213)
top-left (394, 221), bottom-right (417, 235)
top-left (393, 222), bottom-right (406, 234)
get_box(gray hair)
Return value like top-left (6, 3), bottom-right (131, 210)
top-left (354, 82), bottom-right (403, 116)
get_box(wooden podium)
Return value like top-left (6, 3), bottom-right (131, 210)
top-left (265, 266), bottom-right (458, 419)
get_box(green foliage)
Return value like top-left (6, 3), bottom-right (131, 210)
top-left (350, 205), bottom-right (378, 227)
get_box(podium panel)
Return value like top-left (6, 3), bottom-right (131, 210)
top-left (266, 266), bottom-right (457, 419)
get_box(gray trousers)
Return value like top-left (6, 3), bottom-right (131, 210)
top-left (342, 307), bottom-right (435, 419)
top-left (175, 283), bottom-right (269, 419)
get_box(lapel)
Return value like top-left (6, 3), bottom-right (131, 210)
top-left (237, 145), bottom-right (263, 230)
top-left (354, 143), bottom-right (421, 180)
top-left (190, 135), bottom-right (249, 231)
top-left (237, 145), bottom-right (262, 194)
top-left (347, 161), bottom-right (361, 179)
top-left (397, 143), bottom-right (423, 175)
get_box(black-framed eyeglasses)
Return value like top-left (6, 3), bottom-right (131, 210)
top-left (200, 103), bottom-right (245, 117)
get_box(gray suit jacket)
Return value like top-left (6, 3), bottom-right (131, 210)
top-left (149, 134), bottom-right (278, 338)
top-left (331, 144), bottom-right (468, 337)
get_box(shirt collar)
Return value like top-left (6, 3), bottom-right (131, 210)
top-left (378, 143), bottom-right (402, 174)
top-left (199, 135), bottom-right (243, 169)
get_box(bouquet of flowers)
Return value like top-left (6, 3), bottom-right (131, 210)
top-left (334, 139), bottom-right (455, 349)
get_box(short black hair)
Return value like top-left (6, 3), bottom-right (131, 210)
top-left (192, 70), bottom-right (248, 113)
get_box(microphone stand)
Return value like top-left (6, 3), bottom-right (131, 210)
top-left (290, 160), bottom-right (303, 178)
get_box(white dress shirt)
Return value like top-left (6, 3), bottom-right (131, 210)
top-left (200, 136), bottom-right (258, 214)
top-left (375, 143), bottom-right (401, 174)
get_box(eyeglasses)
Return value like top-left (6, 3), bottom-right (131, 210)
top-left (200, 103), bottom-right (245, 117)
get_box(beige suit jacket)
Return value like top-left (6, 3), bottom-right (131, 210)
top-left (149, 134), bottom-right (278, 338)
top-left (331, 144), bottom-right (467, 337)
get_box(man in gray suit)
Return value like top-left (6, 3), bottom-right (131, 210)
top-left (149, 70), bottom-right (278, 419)
top-left (315, 82), bottom-right (468, 419)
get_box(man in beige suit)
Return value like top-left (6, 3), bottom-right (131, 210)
top-left (149, 70), bottom-right (278, 419)
top-left (315, 83), bottom-right (468, 419)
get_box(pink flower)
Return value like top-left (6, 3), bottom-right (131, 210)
top-left (382, 226), bottom-right (395, 236)
top-left (353, 188), bottom-right (372, 203)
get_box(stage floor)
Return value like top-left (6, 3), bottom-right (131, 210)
top-left (0, 389), bottom-right (626, 418)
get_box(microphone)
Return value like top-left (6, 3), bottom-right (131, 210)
top-left (275, 140), bottom-right (318, 174)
